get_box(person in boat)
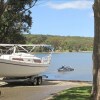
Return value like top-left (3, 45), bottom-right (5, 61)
top-left (61, 65), bottom-right (65, 69)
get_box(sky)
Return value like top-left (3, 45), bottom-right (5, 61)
top-left (30, 0), bottom-right (94, 37)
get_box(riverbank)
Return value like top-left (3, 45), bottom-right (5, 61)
top-left (0, 80), bottom-right (92, 100)
top-left (50, 50), bottom-right (92, 54)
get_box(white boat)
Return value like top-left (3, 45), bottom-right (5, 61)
top-left (0, 44), bottom-right (53, 77)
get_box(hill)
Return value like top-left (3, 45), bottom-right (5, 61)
top-left (25, 34), bottom-right (93, 52)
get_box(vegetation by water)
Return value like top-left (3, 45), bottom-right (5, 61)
top-left (25, 34), bottom-right (93, 52)
top-left (51, 86), bottom-right (92, 100)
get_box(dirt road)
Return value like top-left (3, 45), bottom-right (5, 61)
top-left (0, 80), bottom-right (91, 100)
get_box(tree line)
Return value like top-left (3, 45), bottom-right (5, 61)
top-left (25, 34), bottom-right (93, 52)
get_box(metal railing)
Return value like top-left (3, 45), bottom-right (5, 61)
top-left (41, 54), bottom-right (51, 64)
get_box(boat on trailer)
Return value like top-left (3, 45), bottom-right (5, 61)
top-left (0, 44), bottom-right (53, 77)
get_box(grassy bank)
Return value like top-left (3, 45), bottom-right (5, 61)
top-left (51, 86), bottom-right (92, 100)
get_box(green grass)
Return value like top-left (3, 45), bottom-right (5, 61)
top-left (51, 86), bottom-right (92, 100)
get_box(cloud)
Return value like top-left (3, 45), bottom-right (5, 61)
top-left (47, 1), bottom-right (93, 10)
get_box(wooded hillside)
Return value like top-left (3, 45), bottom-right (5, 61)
top-left (25, 34), bottom-right (93, 52)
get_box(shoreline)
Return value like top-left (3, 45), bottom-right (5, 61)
top-left (32, 51), bottom-right (93, 54)
top-left (53, 51), bottom-right (93, 53)
top-left (0, 77), bottom-right (92, 85)
top-left (46, 79), bottom-right (92, 83)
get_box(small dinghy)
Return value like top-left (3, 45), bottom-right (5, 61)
top-left (58, 65), bottom-right (74, 72)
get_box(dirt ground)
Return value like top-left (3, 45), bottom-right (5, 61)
top-left (0, 80), bottom-right (92, 100)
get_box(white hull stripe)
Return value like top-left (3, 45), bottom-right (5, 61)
top-left (0, 61), bottom-right (47, 67)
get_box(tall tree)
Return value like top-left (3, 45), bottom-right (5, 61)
top-left (0, 0), bottom-right (37, 43)
top-left (92, 0), bottom-right (100, 100)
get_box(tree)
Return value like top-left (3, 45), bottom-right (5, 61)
top-left (92, 0), bottom-right (100, 100)
top-left (46, 37), bottom-right (61, 51)
top-left (0, 0), bottom-right (37, 43)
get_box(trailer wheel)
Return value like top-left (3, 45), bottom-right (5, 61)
top-left (31, 77), bottom-right (38, 86)
top-left (37, 77), bottom-right (42, 85)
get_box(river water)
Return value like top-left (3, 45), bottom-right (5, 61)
top-left (38, 52), bottom-right (93, 81)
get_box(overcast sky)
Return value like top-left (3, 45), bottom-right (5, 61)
top-left (30, 0), bottom-right (94, 37)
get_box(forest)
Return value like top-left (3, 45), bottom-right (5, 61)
top-left (25, 34), bottom-right (93, 52)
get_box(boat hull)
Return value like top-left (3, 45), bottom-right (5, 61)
top-left (0, 59), bottom-right (48, 77)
